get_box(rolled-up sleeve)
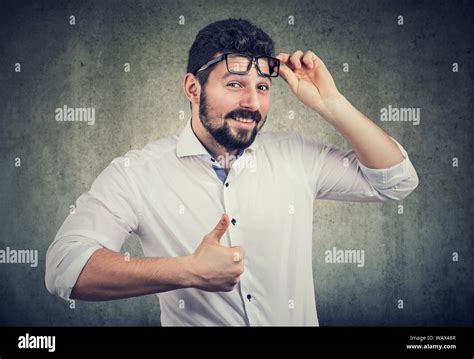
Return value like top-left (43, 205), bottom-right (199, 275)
top-left (298, 134), bottom-right (419, 202)
top-left (45, 157), bottom-right (141, 301)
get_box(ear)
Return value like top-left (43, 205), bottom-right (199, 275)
top-left (183, 73), bottom-right (201, 106)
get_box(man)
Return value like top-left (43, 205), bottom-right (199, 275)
top-left (45, 18), bottom-right (419, 326)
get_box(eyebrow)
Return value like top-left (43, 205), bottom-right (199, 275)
top-left (222, 72), bottom-right (272, 84)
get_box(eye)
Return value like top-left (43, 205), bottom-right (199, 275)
top-left (227, 82), bottom-right (242, 88)
top-left (227, 82), bottom-right (270, 92)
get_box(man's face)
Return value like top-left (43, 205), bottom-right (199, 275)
top-left (197, 55), bottom-right (272, 151)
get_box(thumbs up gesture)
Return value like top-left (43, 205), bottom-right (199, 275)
top-left (188, 214), bottom-right (245, 292)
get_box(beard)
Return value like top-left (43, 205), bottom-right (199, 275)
top-left (198, 89), bottom-right (265, 151)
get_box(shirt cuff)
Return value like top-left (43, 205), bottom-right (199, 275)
top-left (53, 244), bottom-right (102, 301)
top-left (357, 136), bottom-right (411, 190)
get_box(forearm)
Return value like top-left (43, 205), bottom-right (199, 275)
top-left (70, 248), bottom-right (194, 301)
top-left (316, 95), bottom-right (404, 169)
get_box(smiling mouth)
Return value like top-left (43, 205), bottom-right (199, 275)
top-left (231, 117), bottom-right (255, 124)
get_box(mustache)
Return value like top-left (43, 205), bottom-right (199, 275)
top-left (226, 109), bottom-right (262, 123)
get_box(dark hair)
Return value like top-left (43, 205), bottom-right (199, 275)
top-left (186, 18), bottom-right (276, 109)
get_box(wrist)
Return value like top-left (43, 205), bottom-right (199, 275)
top-left (179, 255), bottom-right (198, 288)
top-left (313, 93), bottom-right (350, 121)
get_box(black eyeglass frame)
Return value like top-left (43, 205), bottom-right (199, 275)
top-left (193, 52), bottom-right (280, 78)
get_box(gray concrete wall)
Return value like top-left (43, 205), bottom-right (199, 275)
top-left (0, 0), bottom-right (472, 325)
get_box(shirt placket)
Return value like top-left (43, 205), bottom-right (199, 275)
top-left (218, 152), bottom-right (256, 326)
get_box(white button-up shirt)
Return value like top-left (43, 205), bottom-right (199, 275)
top-left (45, 118), bottom-right (419, 326)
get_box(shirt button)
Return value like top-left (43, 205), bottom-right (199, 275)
top-left (225, 182), bottom-right (229, 187)
top-left (210, 158), bottom-right (215, 162)
top-left (231, 218), bottom-right (237, 226)
top-left (247, 294), bottom-right (252, 301)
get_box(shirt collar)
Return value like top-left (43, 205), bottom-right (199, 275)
top-left (176, 117), bottom-right (259, 158)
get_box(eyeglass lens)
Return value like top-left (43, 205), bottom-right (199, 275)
top-left (227, 54), bottom-right (278, 77)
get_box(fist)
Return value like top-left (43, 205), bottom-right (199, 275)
top-left (189, 214), bottom-right (245, 292)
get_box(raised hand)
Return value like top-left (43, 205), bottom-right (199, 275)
top-left (276, 50), bottom-right (342, 113)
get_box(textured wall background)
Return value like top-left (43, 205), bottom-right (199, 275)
top-left (0, 0), bottom-right (473, 326)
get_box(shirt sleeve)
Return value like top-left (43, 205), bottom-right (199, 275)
top-left (297, 133), bottom-right (420, 202)
top-left (45, 157), bottom-right (141, 301)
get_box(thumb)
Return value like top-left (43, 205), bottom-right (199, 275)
top-left (206, 214), bottom-right (229, 244)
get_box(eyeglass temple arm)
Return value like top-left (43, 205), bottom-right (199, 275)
top-left (194, 55), bottom-right (225, 74)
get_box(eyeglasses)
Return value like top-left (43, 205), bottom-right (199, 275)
top-left (193, 52), bottom-right (280, 78)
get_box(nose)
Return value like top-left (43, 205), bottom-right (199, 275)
top-left (239, 87), bottom-right (260, 112)
top-left (239, 67), bottom-right (261, 112)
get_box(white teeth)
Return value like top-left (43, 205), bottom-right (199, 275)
top-left (235, 117), bottom-right (253, 123)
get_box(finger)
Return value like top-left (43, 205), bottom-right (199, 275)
top-left (310, 51), bottom-right (324, 65)
top-left (230, 246), bottom-right (245, 261)
top-left (279, 64), bottom-right (299, 92)
top-left (276, 52), bottom-right (290, 64)
top-left (289, 50), bottom-right (304, 69)
top-left (233, 252), bottom-right (241, 262)
top-left (207, 213), bottom-right (229, 244)
top-left (302, 50), bottom-right (317, 68)
top-left (276, 52), bottom-right (300, 91)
